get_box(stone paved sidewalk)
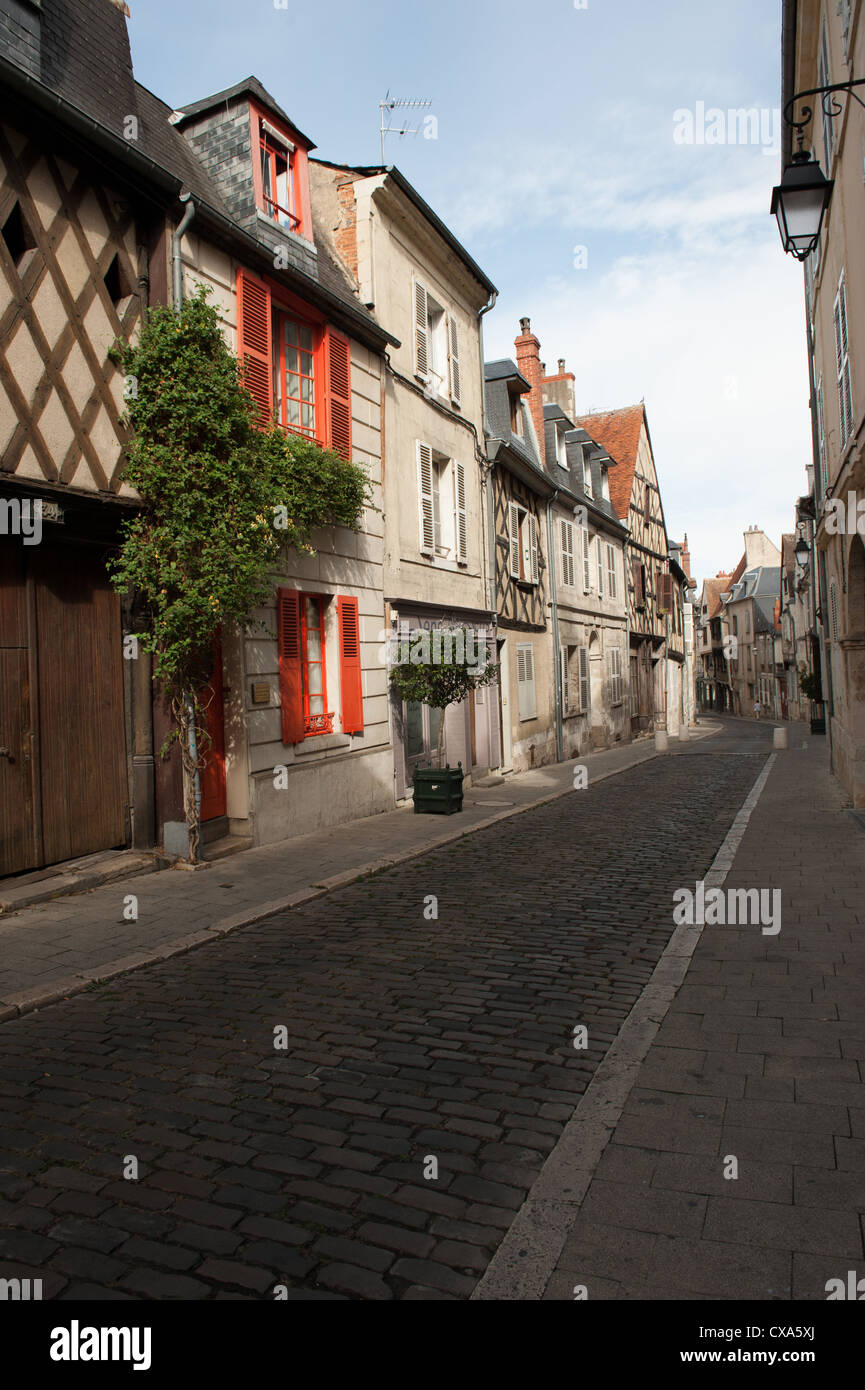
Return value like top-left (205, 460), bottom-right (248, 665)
top-left (0, 733), bottom-right (698, 1018)
top-left (517, 732), bottom-right (865, 1301)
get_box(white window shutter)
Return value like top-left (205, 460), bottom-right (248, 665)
top-left (582, 527), bottom-right (591, 593)
top-left (529, 513), bottom-right (539, 583)
top-left (414, 278), bottom-right (429, 381)
top-left (417, 441), bottom-right (435, 554)
top-left (453, 460), bottom-right (468, 564)
top-left (843, 358), bottom-right (853, 440)
top-left (447, 313), bottom-right (461, 406)
top-left (560, 645), bottom-right (569, 713)
top-left (578, 645), bottom-right (590, 713)
top-left (561, 520), bottom-right (575, 588)
top-left (517, 643), bottom-right (536, 720)
top-left (597, 536), bottom-right (604, 598)
top-left (610, 647), bottom-right (623, 704)
top-left (606, 543), bottom-right (617, 599)
top-left (508, 502), bottom-right (521, 579)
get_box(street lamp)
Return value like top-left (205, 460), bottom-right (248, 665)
top-left (770, 150), bottom-right (834, 261)
top-left (794, 534), bottom-right (810, 569)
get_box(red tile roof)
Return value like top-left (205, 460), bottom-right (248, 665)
top-left (574, 404), bottom-right (646, 521)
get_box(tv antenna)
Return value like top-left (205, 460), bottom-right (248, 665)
top-left (379, 92), bottom-right (433, 163)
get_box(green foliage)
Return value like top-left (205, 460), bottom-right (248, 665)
top-left (108, 285), bottom-right (371, 697)
top-left (798, 664), bottom-right (823, 703)
top-left (388, 628), bottom-right (499, 711)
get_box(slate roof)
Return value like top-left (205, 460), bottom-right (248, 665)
top-left (542, 404), bottom-right (624, 529)
top-left (1, 1), bottom-right (394, 349)
top-left (39, 0), bottom-right (138, 141)
top-left (483, 360), bottom-right (550, 488)
top-left (574, 403), bottom-right (646, 521)
top-left (172, 77), bottom-right (316, 150)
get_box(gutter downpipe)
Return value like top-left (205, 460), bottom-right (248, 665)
top-left (547, 490), bottom-right (564, 763)
top-left (478, 292), bottom-right (500, 765)
top-left (171, 194), bottom-right (202, 843)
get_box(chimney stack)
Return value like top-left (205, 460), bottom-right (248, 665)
top-left (514, 317), bottom-right (546, 454)
top-left (681, 533), bottom-right (691, 579)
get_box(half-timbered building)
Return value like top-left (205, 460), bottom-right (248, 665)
top-left (0, 0), bottom-right (165, 875)
top-left (575, 404), bottom-right (675, 735)
top-left (484, 358), bottom-right (555, 771)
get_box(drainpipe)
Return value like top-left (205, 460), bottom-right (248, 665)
top-left (478, 291), bottom-right (499, 611)
top-left (172, 193), bottom-right (201, 848)
top-left (478, 291), bottom-right (499, 763)
top-left (172, 190), bottom-right (195, 311)
top-left (547, 490), bottom-right (564, 763)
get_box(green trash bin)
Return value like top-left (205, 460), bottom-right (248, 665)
top-left (412, 763), bottom-right (464, 815)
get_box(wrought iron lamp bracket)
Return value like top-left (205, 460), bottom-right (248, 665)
top-left (785, 78), bottom-right (865, 147)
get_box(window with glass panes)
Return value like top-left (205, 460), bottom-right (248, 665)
top-left (300, 594), bottom-right (331, 734)
top-left (275, 314), bottom-right (318, 439)
top-left (260, 128), bottom-right (299, 230)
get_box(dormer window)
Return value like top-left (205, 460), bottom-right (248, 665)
top-left (601, 468), bottom-right (610, 504)
top-left (260, 121), bottom-right (299, 230)
top-left (250, 103), bottom-right (312, 242)
top-left (583, 454), bottom-right (593, 497)
top-left (555, 425), bottom-right (568, 469)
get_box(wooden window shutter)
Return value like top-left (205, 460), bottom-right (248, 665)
top-left (508, 502), bottom-right (521, 578)
top-left (277, 587), bottom-right (304, 743)
top-left (453, 460), bottom-right (468, 564)
top-left (607, 543), bottom-right (617, 599)
top-left (326, 329), bottom-right (352, 460)
top-left (657, 570), bottom-right (673, 613)
top-left (597, 536), bottom-right (604, 598)
top-left (578, 645), bottom-right (590, 714)
top-left (237, 269), bottom-right (273, 426)
top-left (560, 645), bottom-right (569, 713)
top-left (447, 313), bottom-right (461, 405)
top-left (560, 520), bottom-right (574, 588)
top-left (417, 442), bottom-right (435, 554)
top-left (528, 513), bottom-right (539, 583)
top-left (337, 595), bottom-right (364, 733)
top-left (517, 643), bottom-right (536, 720)
top-left (414, 278), bottom-right (429, 380)
top-left (582, 526), bottom-right (591, 592)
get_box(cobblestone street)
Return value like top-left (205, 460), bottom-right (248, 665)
top-left (0, 725), bottom-right (775, 1300)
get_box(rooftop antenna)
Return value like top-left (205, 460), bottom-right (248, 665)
top-left (379, 92), bottom-right (433, 164)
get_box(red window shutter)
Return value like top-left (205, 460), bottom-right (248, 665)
top-left (326, 329), bottom-right (352, 460)
top-left (337, 595), bottom-right (363, 733)
top-left (277, 588), bottom-right (304, 743)
top-left (237, 269), bottom-right (273, 426)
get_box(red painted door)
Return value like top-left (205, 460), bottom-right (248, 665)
top-left (199, 640), bottom-right (226, 822)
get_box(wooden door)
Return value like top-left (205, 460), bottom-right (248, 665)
top-left (0, 543), bottom-right (37, 874)
top-left (32, 542), bottom-right (127, 866)
top-left (199, 639), bottom-right (226, 822)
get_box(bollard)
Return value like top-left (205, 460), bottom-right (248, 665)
top-left (655, 730), bottom-right (669, 753)
top-left (679, 724), bottom-right (690, 742)
top-left (773, 726), bottom-right (788, 750)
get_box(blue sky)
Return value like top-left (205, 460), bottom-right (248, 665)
top-left (130, 0), bottom-right (809, 581)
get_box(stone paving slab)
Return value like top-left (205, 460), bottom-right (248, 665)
top-left (532, 730), bottom-right (865, 1301)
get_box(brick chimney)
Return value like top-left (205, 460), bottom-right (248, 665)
top-left (514, 317), bottom-right (545, 453)
top-left (334, 181), bottom-right (358, 282)
top-left (680, 533), bottom-right (692, 579)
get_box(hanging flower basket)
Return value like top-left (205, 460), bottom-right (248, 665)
top-left (412, 762), bottom-right (464, 815)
